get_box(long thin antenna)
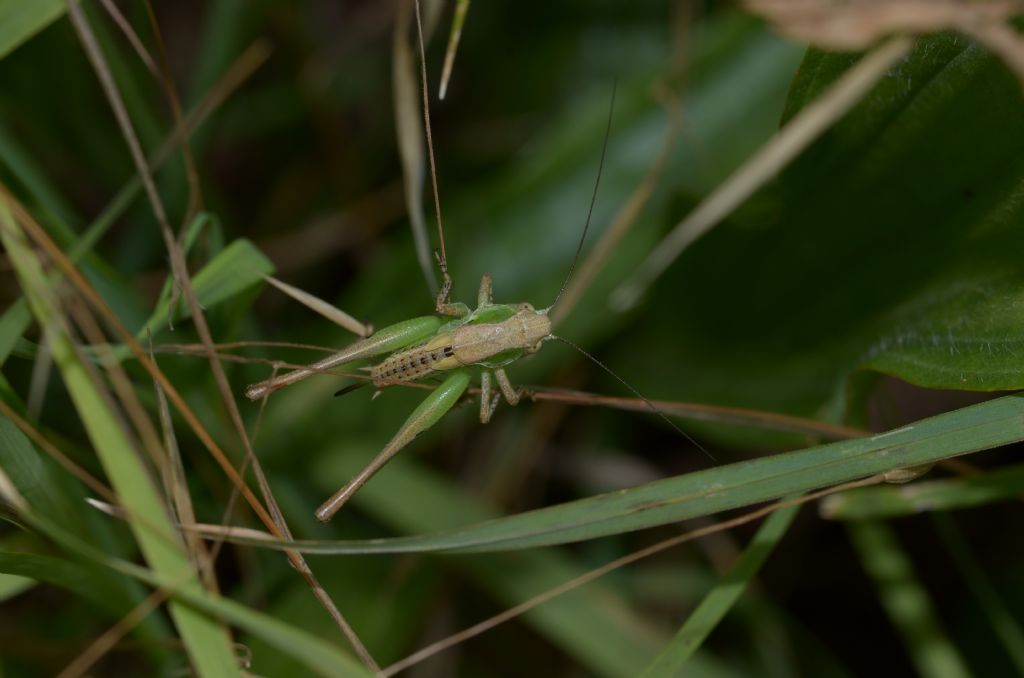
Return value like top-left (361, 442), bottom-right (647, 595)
top-left (551, 335), bottom-right (715, 461)
top-left (549, 83), bottom-right (617, 311)
top-left (413, 0), bottom-right (449, 282)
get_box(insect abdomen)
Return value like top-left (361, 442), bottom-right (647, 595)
top-left (371, 341), bottom-right (457, 386)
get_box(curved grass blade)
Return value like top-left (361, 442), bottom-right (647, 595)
top-left (11, 236), bottom-right (274, 362)
top-left (847, 520), bottom-right (971, 678)
top-left (207, 393), bottom-right (1024, 554)
top-left (932, 513), bottom-right (1024, 675)
top-left (393, 0), bottom-right (438, 296)
top-left (0, 550), bottom-right (142, 623)
top-left (641, 501), bottom-right (800, 677)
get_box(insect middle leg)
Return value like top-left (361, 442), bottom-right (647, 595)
top-left (479, 367), bottom-right (523, 424)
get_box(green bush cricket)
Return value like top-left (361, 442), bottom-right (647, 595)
top-left (244, 79), bottom-right (620, 522)
top-left (245, 268), bottom-right (557, 521)
top-left (243, 3), bottom-right (706, 523)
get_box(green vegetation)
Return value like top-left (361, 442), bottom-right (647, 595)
top-left (1, 2), bottom-right (1023, 676)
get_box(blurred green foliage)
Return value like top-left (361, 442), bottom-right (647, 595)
top-left (1, 2), bottom-right (1023, 677)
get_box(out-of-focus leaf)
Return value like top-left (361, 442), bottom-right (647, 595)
top-left (624, 34), bottom-right (1024, 428)
top-left (933, 513), bottom-right (1024, 675)
top-left (0, 412), bottom-right (169, 641)
top-left (0, 0), bottom-right (63, 61)
top-left (847, 520), bottom-right (971, 678)
top-left (0, 571), bottom-right (33, 601)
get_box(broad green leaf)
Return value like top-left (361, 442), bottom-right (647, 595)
top-left (619, 33), bottom-right (1024, 429)
top-left (0, 0), bottom-right (63, 61)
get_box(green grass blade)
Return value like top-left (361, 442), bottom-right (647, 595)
top-left (820, 463), bottom-right (1024, 520)
top-left (138, 237), bottom-right (274, 338)
top-left (4, 235), bottom-right (273, 364)
top-left (0, 119), bottom-right (81, 229)
top-left (0, 549), bottom-right (145, 621)
top-left (932, 513), bottom-right (1024, 674)
top-left (0, 200), bottom-right (242, 677)
top-left (0, 572), bottom-right (33, 602)
top-left (847, 520), bottom-right (971, 678)
top-left (0, 0), bottom-right (63, 61)
top-left (641, 501), bottom-right (800, 677)
top-left (0, 405), bottom-right (171, 647)
top-left (228, 394), bottom-right (1024, 554)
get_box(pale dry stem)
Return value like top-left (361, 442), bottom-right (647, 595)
top-left (150, 338), bottom-right (220, 591)
top-left (394, 0), bottom-right (440, 296)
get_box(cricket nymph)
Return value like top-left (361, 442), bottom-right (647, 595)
top-left (369, 307), bottom-right (551, 387)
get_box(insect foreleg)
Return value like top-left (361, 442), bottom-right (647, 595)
top-left (434, 251), bottom-right (469, 317)
top-left (314, 369), bottom-right (471, 522)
